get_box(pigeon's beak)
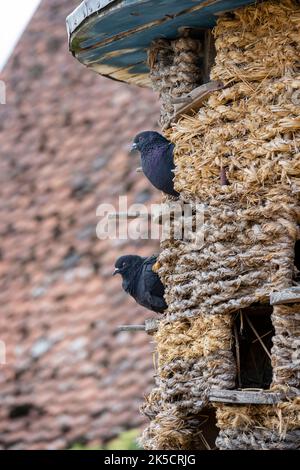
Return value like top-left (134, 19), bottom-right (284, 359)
top-left (130, 142), bottom-right (138, 153)
top-left (112, 268), bottom-right (120, 276)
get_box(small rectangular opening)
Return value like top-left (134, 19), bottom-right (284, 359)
top-left (233, 305), bottom-right (274, 389)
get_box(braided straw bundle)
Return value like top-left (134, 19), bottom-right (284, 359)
top-left (272, 304), bottom-right (300, 390)
top-left (140, 314), bottom-right (235, 449)
top-left (149, 37), bottom-right (202, 128)
top-left (215, 397), bottom-right (300, 449)
top-left (141, 403), bottom-right (215, 450)
top-left (156, 201), bottom-right (297, 322)
top-left (216, 302), bottom-right (300, 450)
top-left (170, 0), bottom-right (300, 202)
top-left (154, 315), bottom-right (235, 413)
top-left (142, 0), bottom-right (300, 450)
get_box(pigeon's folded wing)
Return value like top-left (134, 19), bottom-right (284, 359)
top-left (142, 257), bottom-right (167, 312)
top-left (144, 291), bottom-right (166, 313)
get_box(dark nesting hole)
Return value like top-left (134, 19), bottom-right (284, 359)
top-left (230, 237), bottom-right (299, 389)
top-left (233, 305), bottom-right (274, 389)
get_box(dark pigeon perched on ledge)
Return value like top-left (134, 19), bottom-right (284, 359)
top-left (113, 254), bottom-right (167, 313)
top-left (132, 131), bottom-right (179, 197)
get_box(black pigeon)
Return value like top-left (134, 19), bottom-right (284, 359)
top-left (113, 254), bottom-right (167, 313)
top-left (132, 131), bottom-right (179, 197)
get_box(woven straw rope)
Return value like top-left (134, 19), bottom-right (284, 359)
top-left (141, 0), bottom-right (300, 450)
top-left (149, 37), bottom-right (202, 128)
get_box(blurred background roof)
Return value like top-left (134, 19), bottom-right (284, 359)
top-left (0, 0), bottom-right (159, 450)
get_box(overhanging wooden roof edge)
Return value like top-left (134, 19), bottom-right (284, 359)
top-left (66, 0), bottom-right (261, 87)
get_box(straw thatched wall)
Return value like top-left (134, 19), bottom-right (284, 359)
top-left (141, 0), bottom-right (300, 450)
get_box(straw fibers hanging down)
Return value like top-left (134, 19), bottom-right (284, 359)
top-left (141, 0), bottom-right (300, 450)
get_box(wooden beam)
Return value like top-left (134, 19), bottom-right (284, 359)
top-left (270, 287), bottom-right (300, 305)
top-left (209, 389), bottom-right (284, 405)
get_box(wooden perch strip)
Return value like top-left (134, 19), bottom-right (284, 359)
top-left (170, 81), bottom-right (224, 106)
top-left (209, 389), bottom-right (285, 405)
top-left (168, 80), bottom-right (225, 126)
top-left (270, 286), bottom-right (300, 305)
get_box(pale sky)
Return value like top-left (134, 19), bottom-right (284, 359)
top-left (0, 0), bottom-right (41, 70)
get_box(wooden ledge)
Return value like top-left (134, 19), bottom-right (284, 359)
top-left (270, 286), bottom-right (300, 306)
top-left (209, 389), bottom-right (285, 405)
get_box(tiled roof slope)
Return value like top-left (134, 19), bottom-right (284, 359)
top-left (0, 0), bottom-right (160, 450)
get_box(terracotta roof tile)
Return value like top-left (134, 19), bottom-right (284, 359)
top-left (0, 0), bottom-right (159, 449)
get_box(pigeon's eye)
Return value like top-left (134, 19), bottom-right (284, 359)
top-left (122, 262), bottom-right (126, 267)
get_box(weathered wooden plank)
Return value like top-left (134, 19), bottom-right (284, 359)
top-left (117, 318), bottom-right (159, 334)
top-left (209, 389), bottom-right (284, 405)
top-left (270, 287), bottom-right (300, 305)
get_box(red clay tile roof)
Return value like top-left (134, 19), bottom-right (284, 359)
top-left (0, 0), bottom-right (160, 450)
